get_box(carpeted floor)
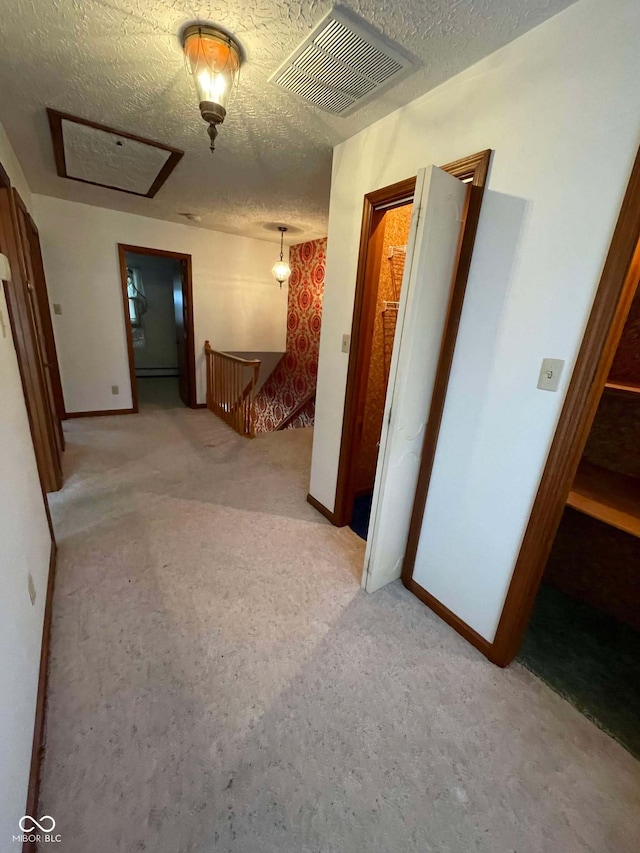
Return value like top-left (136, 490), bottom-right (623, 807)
top-left (518, 582), bottom-right (640, 759)
top-left (42, 399), bottom-right (640, 853)
top-left (135, 376), bottom-right (182, 409)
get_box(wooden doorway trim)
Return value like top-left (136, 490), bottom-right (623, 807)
top-left (325, 149), bottom-right (492, 527)
top-left (0, 181), bottom-right (63, 492)
top-left (117, 243), bottom-right (197, 410)
top-left (332, 175), bottom-right (417, 526)
top-left (487, 144), bottom-right (640, 667)
top-left (23, 211), bottom-right (66, 422)
top-left (13, 189), bottom-right (66, 455)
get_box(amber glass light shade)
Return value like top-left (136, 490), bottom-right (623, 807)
top-left (182, 25), bottom-right (242, 112)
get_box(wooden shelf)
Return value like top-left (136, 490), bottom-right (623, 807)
top-left (567, 462), bottom-right (640, 538)
top-left (604, 381), bottom-right (640, 398)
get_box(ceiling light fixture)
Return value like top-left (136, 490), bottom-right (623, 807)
top-left (181, 23), bottom-right (244, 152)
top-left (272, 227), bottom-right (291, 288)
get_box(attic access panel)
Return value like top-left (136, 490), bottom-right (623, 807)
top-left (269, 6), bottom-right (417, 116)
top-left (47, 109), bottom-right (184, 198)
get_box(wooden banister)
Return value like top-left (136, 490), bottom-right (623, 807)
top-left (277, 389), bottom-right (316, 431)
top-left (204, 341), bottom-right (260, 438)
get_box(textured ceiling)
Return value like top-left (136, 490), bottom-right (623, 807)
top-left (0, 0), bottom-right (577, 244)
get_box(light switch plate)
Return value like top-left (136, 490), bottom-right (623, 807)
top-left (537, 358), bottom-right (565, 392)
top-left (341, 334), bottom-right (350, 354)
top-left (111, 385), bottom-right (119, 395)
top-left (53, 303), bottom-right (62, 315)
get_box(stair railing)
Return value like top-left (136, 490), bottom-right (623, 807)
top-left (276, 389), bottom-right (316, 431)
top-left (204, 342), bottom-right (260, 438)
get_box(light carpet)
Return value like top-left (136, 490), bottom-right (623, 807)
top-left (41, 392), bottom-right (640, 852)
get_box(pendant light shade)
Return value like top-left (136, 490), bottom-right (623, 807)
top-left (182, 24), bottom-right (243, 151)
top-left (272, 226), bottom-right (291, 287)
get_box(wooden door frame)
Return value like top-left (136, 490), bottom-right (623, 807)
top-left (13, 190), bottom-right (65, 457)
top-left (117, 244), bottom-right (197, 411)
top-left (23, 205), bottom-right (66, 422)
top-left (314, 149), bottom-right (492, 527)
top-left (339, 177), bottom-right (416, 525)
top-left (483, 143), bottom-right (640, 667)
top-left (0, 177), bottom-right (62, 492)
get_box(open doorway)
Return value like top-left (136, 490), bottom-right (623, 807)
top-left (347, 198), bottom-right (414, 539)
top-left (118, 244), bottom-right (196, 410)
top-left (323, 151), bottom-right (491, 573)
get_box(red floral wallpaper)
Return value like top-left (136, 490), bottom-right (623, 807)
top-left (254, 237), bottom-right (326, 433)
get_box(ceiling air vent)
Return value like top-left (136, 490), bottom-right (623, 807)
top-left (269, 6), bottom-right (417, 116)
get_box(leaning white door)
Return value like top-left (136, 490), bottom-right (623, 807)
top-left (363, 165), bottom-right (467, 593)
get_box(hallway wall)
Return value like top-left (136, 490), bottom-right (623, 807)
top-left (310, 0), bottom-right (640, 642)
top-left (33, 196), bottom-right (288, 412)
top-left (0, 121), bottom-right (52, 846)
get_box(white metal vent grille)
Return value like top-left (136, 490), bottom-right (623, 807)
top-left (269, 6), bottom-right (416, 116)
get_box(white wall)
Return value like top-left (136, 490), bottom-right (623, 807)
top-left (33, 196), bottom-right (289, 412)
top-left (0, 124), bottom-right (52, 844)
top-left (126, 252), bottom-right (180, 376)
top-left (310, 0), bottom-right (640, 642)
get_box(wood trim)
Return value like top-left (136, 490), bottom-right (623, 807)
top-left (65, 408), bottom-right (136, 418)
top-left (306, 493), bottom-right (339, 524)
top-left (204, 343), bottom-right (261, 365)
top-left (404, 576), bottom-right (494, 658)
top-left (118, 244), bottom-right (198, 409)
top-left (117, 243), bottom-right (192, 262)
top-left (118, 245), bottom-right (140, 414)
top-left (0, 187), bottom-right (62, 492)
top-left (181, 255), bottom-right (197, 409)
top-left (23, 211), bottom-right (67, 423)
top-left (22, 541), bottom-right (57, 853)
top-left (333, 176), bottom-right (417, 526)
top-left (277, 389), bottom-right (316, 431)
top-left (0, 158), bottom-right (10, 189)
top-left (490, 143), bottom-right (640, 667)
top-left (11, 188), bottom-right (65, 466)
top-left (401, 150), bottom-right (492, 629)
top-left (47, 109), bottom-right (183, 199)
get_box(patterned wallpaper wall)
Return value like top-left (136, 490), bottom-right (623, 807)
top-left (254, 238), bottom-right (326, 433)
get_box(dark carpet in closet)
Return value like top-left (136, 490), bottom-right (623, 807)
top-left (518, 582), bottom-right (640, 759)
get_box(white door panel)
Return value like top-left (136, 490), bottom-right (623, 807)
top-left (363, 165), bottom-right (467, 593)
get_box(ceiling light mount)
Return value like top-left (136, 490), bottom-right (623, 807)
top-left (272, 226), bottom-right (292, 288)
top-left (181, 23), bottom-right (244, 152)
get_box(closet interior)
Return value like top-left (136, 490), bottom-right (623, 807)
top-left (348, 201), bottom-right (413, 539)
top-left (518, 275), bottom-right (640, 757)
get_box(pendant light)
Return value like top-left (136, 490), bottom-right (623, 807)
top-left (272, 226), bottom-right (291, 288)
top-left (182, 23), bottom-right (244, 152)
